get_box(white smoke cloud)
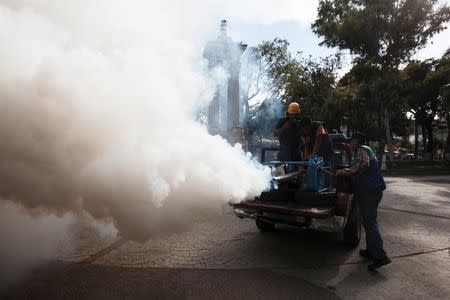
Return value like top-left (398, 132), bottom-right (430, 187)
top-left (0, 0), bottom-right (275, 235)
top-left (0, 202), bottom-right (74, 286)
top-left (0, 0), bottom-right (325, 281)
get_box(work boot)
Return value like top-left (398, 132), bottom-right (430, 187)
top-left (368, 257), bottom-right (392, 271)
top-left (359, 249), bottom-right (373, 259)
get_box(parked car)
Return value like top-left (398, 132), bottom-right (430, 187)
top-left (401, 153), bottom-right (423, 160)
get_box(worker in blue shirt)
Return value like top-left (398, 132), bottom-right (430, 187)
top-left (336, 133), bottom-right (391, 271)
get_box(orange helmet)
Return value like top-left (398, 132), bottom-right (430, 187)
top-left (287, 102), bottom-right (300, 114)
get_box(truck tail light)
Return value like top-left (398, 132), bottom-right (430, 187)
top-left (335, 192), bottom-right (348, 216)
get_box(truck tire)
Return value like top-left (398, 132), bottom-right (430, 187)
top-left (256, 218), bottom-right (275, 232)
top-left (343, 200), bottom-right (361, 247)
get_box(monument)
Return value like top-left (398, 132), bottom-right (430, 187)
top-left (203, 20), bottom-right (247, 145)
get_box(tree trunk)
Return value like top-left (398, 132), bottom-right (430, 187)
top-left (378, 139), bottom-right (385, 157)
top-left (446, 115), bottom-right (450, 157)
top-left (414, 119), bottom-right (419, 158)
top-left (421, 124), bottom-right (427, 153)
top-left (384, 110), bottom-right (394, 161)
top-left (426, 120), bottom-right (434, 160)
top-left (241, 92), bottom-right (249, 126)
top-left (377, 108), bottom-right (385, 154)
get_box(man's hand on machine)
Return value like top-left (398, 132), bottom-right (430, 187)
top-left (304, 153), bottom-right (316, 160)
top-left (336, 169), bottom-right (350, 176)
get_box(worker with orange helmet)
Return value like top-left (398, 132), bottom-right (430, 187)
top-left (274, 102), bottom-right (302, 161)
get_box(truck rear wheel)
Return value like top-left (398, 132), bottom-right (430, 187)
top-left (343, 200), bottom-right (361, 247)
top-left (256, 219), bottom-right (275, 232)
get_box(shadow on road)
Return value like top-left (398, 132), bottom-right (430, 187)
top-left (225, 224), bottom-right (358, 269)
top-left (2, 262), bottom-right (340, 300)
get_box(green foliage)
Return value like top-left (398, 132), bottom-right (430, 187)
top-left (399, 51), bottom-right (450, 153)
top-left (258, 39), bottom-right (304, 101)
top-left (245, 98), bottom-right (283, 143)
top-left (311, 0), bottom-right (449, 159)
top-left (244, 39), bottom-right (341, 141)
top-left (244, 5), bottom-right (449, 154)
top-left (312, 0), bottom-right (450, 68)
top-left (291, 54), bottom-right (341, 118)
top-left (401, 59), bottom-right (441, 119)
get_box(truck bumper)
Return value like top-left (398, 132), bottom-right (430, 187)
top-left (233, 201), bottom-right (334, 219)
top-left (233, 200), bottom-right (345, 232)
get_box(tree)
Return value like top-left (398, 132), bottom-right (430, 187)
top-left (401, 60), bottom-right (437, 157)
top-left (312, 0), bottom-right (450, 159)
top-left (290, 54), bottom-right (341, 120)
top-left (400, 49), bottom-right (450, 159)
top-left (241, 40), bottom-right (305, 127)
top-left (241, 39), bottom-right (304, 143)
top-left (337, 63), bottom-right (388, 144)
top-left (434, 48), bottom-right (450, 156)
top-left (240, 46), bottom-right (265, 124)
top-left (258, 39), bottom-right (304, 101)
top-left (441, 81), bottom-right (450, 155)
top-left (242, 38), bottom-right (341, 144)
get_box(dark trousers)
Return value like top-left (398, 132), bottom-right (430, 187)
top-left (356, 190), bottom-right (388, 260)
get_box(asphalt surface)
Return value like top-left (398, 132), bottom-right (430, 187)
top-left (2, 176), bottom-right (450, 299)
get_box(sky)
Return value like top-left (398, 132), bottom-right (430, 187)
top-left (227, 0), bottom-right (450, 72)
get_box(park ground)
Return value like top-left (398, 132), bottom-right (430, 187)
top-left (2, 175), bottom-right (450, 299)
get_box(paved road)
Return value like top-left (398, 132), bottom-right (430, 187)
top-left (2, 176), bottom-right (450, 299)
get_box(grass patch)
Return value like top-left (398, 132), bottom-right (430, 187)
top-left (385, 160), bottom-right (450, 175)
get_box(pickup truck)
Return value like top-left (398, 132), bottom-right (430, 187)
top-left (233, 134), bottom-right (361, 247)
